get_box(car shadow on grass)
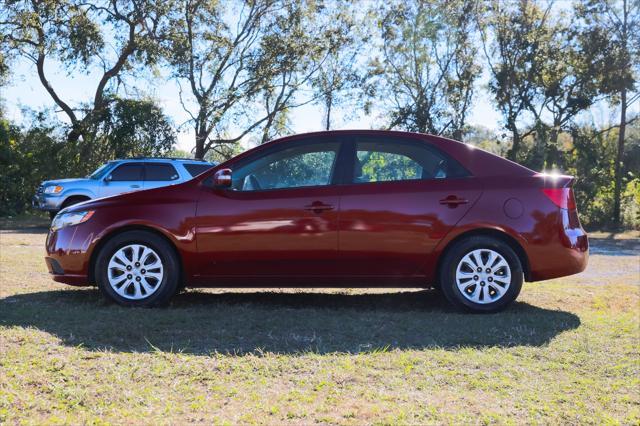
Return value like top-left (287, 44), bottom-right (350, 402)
top-left (0, 288), bottom-right (580, 355)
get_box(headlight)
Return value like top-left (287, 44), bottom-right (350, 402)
top-left (51, 211), bottom-right (95, 231)
top-left (44, 185), bottom-right (63, 194)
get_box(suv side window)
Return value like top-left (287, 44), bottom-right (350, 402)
top-left (231, 142), bottom-right (340, 191)
top-left (145, 163), bottom-right (179, 181)
top-left (353, 139), bottom-right (468, 183)
top-left (109, 163), bottom-right (143, 181)
top-left (184, 163), bottom-right (215, 177)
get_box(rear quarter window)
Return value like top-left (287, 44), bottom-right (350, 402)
top-left (184, 163), bottom-right (215, 177)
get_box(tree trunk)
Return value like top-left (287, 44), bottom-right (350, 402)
top-left (507, 129), bottom-right (520, 161)
top-left (452, 129), bottom-right (463, 142)
top-left (547, 125), bottom-right (560, 169)
top-left (324, 96), bottom-right (332, 131)
top-left (613, 88), bottom-right (627, 228)
top-left (261, 114), bottom-right (274, 144)
top-left (194, 132), bottom-right (206, 159)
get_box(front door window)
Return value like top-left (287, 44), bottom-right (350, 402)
top-left (231, 143), bottom-right (340, 191)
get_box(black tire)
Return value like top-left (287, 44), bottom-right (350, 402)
top-left (439, 236), bottom-right (523, 313)
top-left (95, 230), bottom-right (180, 307)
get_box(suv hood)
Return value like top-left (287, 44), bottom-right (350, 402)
top-left (42, 178), bottom-right (98, 187)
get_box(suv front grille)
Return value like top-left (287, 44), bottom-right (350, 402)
top-left (36, 185), bottom-right (44, 195)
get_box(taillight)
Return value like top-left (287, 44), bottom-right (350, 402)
top-left (542, 188), bottom-right (576, 209)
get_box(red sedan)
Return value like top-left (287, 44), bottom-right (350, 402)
top-left (45, 130), bottom-right (588, 312)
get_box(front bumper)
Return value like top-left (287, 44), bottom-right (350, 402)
top-left (32, 193), bottom-right (63, 211)
top-left (45, 225), bottom-right (95, 286)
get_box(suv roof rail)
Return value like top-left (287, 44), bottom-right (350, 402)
top-left (125, 157), bottom-right (209, 162)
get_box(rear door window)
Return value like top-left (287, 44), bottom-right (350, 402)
top-left (144, 163), bottom-right (179, 181)
top-left (353, 139), bottom-right (469, 183)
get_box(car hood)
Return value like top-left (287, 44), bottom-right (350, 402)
top-left (42, 178), bottom-right (99, 187)
top-left (62, 180), bottom-right (195, 213)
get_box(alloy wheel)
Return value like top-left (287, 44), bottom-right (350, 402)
top-left (455, 248), bottom-right (511, 304)
top-left (107, 244), bottom-right (164, 300)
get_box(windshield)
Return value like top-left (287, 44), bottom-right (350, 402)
top-left (87, 163), bottom-right (114, 180)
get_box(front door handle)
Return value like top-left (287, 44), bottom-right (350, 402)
top-left (304, 201), bottom-right (334, 214)
top-left (130, 184), bottom-right (141, 189)
top-left (439, 195), bottom-right (469, 207)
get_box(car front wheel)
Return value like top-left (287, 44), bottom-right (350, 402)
top-left (95, 230), bottom-right (180, 307)
top-left (439, 236), bottom-right (523, 313)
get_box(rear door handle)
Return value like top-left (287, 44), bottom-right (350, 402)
top-left (304, 201), bottom-right (334, 214)
top-left (130, 184), bottom-right (141, 189)
top-left (439, 196), bottom-right (469, 207)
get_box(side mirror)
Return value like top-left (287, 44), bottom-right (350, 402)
top-left (104, 175), bottom-right (112, 183)
top-left (213, 168), bottom-right (232, 188)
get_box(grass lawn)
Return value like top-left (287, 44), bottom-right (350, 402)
top-left (0, 218), bottom-right (638, 424)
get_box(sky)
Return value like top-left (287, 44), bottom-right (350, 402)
top-left (1, 52), bottom-right (504, 154)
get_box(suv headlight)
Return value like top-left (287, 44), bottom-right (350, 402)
top-left (44, 185), bottom-right (63, 194)
top-left (51, 211), bottom-right (95, 231)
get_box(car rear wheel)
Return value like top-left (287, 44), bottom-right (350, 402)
top-left (95, 230), bottom-right (180, 307)
top-left (439, 236), bottom-right (523, 313)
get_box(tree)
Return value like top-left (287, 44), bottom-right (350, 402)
top-left (367, 0), bottom-right (479, 140)
top-left (311, 1), bottom-right (364, 131)
top-left (257, 1), bottom-right (345, 142)
top-left (165, 0), bottom-right (346, 156)
top-left (478, 0), bottom-right (552, 161)
top-left (577, 0), bottom-right (640, 227)
top-left (165, 0), bottom-right (282, 158)
top-left (0, 0), bottom-right (169, 144)
top-left (93, 97), bottom-right (176, 161)
top-left (526, 7), bottom-right (606, 170)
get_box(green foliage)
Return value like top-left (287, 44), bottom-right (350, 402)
top-left (554, 122), bottom-right (639, 229)
top-left (93, 97), bottom-right (176, 161)
top-left (0, 115), bottom-right (73, 215)
top-left (623, 178), bottom-right (640, 227)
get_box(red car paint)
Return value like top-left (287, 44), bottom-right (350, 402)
top-left (45, 130), bottom-right (588, 288)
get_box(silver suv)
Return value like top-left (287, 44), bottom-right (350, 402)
top-left (33, 158), bottom-right (216, 218)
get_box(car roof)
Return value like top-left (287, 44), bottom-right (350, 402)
top-left (108, 158), bottom-right (215, 165)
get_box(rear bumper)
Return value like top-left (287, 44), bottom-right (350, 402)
top-left (527, 210), bottom-right (589, 281)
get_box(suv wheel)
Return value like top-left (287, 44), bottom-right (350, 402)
top-left (439, 236), bottom-right (523, 313)
top-left (95, 230), bottom-right (180, 307)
